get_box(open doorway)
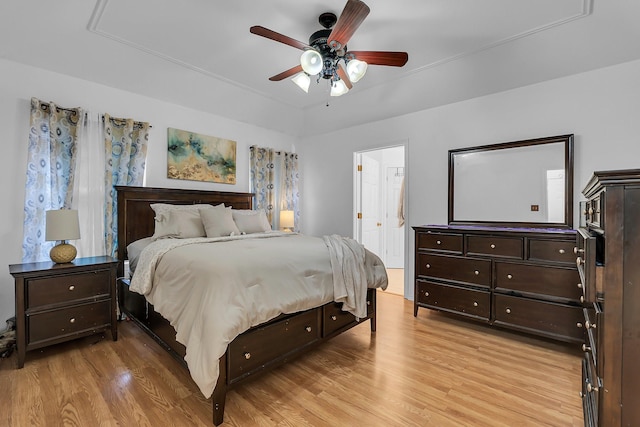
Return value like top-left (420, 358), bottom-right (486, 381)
top-left (354, 144), bottom-right (406, 297)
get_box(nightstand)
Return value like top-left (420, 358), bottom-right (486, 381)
top-left (9, 256), bottom-right (119, 368)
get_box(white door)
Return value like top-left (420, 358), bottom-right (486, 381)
top-left (360, 155), bottom-right (382, 257)
top-left (385, 167), bottom-right (405, 268)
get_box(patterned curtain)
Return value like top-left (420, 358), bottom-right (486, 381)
top-left (249, 145), bottom-right (299, 231)
top-left (22, 98), bottom-right (83, 262)
top-left (104, 114), bottom-right (150, 257)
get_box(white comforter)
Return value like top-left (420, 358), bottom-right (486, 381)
top-left (129, 231), bottom-right (387, 398)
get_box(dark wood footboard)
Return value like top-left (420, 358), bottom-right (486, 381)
top-left (119, 279), bottom-right (377, 425)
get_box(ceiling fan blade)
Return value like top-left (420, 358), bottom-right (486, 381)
top-left (349, 51), bottom-right (409, 67)
top-left (337, 65), bottom-right (353, 90)
top-left (269, 65), bottom-right (304, 81)
top-left (328, 0), bottom-right (370, 49)
top-left (250, 26), bottom-right (310, 51)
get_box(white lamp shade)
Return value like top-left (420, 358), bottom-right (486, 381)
top-left (330, 79), bottom-right (349, 97)
top-left (292, 72), bottom-right (311, 93)
top-left (300, 50), bottom-right (323, 75)
top-left (45, 209), bottom-right (80, 241)
top-left (346, 59), bottom-right (368, 83)
top-left (280, 210), bottom-right (294, 229)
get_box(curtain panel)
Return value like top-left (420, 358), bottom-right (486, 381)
top-left (22, 98), bottom-right (83, 262)
top-left (249, 146), bottom-right (299, 231)
top-left (104, 114), bottom-right (150, 257)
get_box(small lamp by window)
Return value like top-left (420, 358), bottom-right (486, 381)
top-left (280, 210), bottom-right (294, 232)
top-left (45, 209), bottom-right (80, 263)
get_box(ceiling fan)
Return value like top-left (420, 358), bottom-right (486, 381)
top-left (250, 0), bottom-right (408, 97)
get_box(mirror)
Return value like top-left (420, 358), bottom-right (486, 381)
top-left (448, 134), bottom-right (573, 228)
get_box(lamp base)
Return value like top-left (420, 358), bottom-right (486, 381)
top-left (50, 243), bottom-right (77, 264)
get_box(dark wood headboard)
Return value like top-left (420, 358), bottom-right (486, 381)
top-left (115, 185), bottom-right (253, 275)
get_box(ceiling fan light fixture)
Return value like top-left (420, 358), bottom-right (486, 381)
top-left (300, 49), bottom-right (323, 75)
top-left (291, 72), bottom-right (311, 93)
top-left (330, 79), bottom-right (349, 97)
top-left (346, 58), bottom-right (367, 83)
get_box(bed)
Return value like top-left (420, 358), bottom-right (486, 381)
top-left (115, 185), bottom-right (388, 425)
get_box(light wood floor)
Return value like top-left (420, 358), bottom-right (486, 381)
top-left (385, 268), bottom-right (405, 296)
top-left (0, 292), bottom-right (583, 426)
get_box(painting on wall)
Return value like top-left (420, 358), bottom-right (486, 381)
top-left (167, 128), bottom-right (236, 184)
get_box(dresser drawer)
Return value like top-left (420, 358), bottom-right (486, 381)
top-left (417, 253), bottom-right (491, 287)
top-left (416, 232), bottom-right (463, 253)
top-left (581, 355), bottom-right (599, 427)
top-left (576, 227), bottom-right (598, 303)
top-left (228, 309), bottom-right (320, 382)
top-left (495, 262), bottom-right (581, 301)
top-left (493, 294), bottom-right (583, 341)
top-left (582, 303), bottom-right (602, 380)
top-left (416, 280), bottom-right (490, 320)
top-left (528, 238), bottom-right (576, 264)
top-left (27, 300), bottom-right (111, 346)
top-left (26, 270), bottom-right (111, 309)
top-left (467, 235), bottom-right (523, 259)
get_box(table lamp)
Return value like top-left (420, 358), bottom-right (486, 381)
top-left (45, 209), bottom-right (80, 263)
top-left (280, 210), bottom-right (294, 232)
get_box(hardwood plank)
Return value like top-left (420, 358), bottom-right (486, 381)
top-left (0, 291), bottom-right (583, 426)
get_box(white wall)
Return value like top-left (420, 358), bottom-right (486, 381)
top-left (0, 58), bottom-right (295, 325)
top-left (299, 58), bottom-right (640, 300)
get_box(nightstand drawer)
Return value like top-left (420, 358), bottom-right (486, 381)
top-left (27, 300), bottom-right (111, 346)
top-left (27, 270), bottom-right (111, 309)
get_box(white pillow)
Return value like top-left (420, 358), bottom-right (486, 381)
top-left (200, 205), bottom-right (240, 237)
top-left (150, 203), bottom-right (215, 240)
top-left (166, 209), bottom-right (206, 238)
top-left (232, 209), bottom-right (272, 233)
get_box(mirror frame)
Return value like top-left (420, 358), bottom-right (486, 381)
top-left (448, 134), bottom-right (574, 229)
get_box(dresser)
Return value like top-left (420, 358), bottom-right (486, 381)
top-left (579, 169), bottom-right (640, 426)
top-left (9, 256), bottom-right (119, 368)
top-left (413, 225), bottom-right (583, 343)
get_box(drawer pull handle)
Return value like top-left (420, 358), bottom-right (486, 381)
top-left (576, 257), bottom-right (584, 267)
top-left (586, 382), bottom-right (598, 393)
top-left (473, 302), bottom-right (478, 307)
top-left (582, 344), bottom-right (591, 352)
top-left (490, 244), bottom-right (496, 249)
top-left (507, 274), bottom-right (513, 279)
top-left (69, 318), bottom-right (76, 324)
top-left (558, 249), bottom-right (566, 254)
top-left (577, 283), bottom-right (583, 289)
top-left (585, 321), bottom-right (596, 329)
top-left (436, 240), bottom-right (442, 245)
top-left (68, 285), bottom-right (75, 291)
top-left (474, 270), bottom-right (479, 275)
top-left (574, 247), bottom-right (584, 254)
top-left (505, 308), bottom-right (511, 314)
top-left (331, 315), bottom-right (337, 321)
top-left (425, 291), bottom-right (429, 297)
top-left (367, 300), bottom-right (371, 306)
top-left (576, 322), bottom-right (583, 328)
top-left (305, 326), bottom-right (312, 333)
top-left (580, 296), bottom-right (584, 303)
top-left (244, 352), bottom-right (251, 360)
top-left (426, 264), bottom-right (431, 269)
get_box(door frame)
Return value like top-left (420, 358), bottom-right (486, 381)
top-left (354, 141), bottom-right (409, 296)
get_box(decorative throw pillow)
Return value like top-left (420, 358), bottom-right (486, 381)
top-left (200, 205), bottom-right (240, 237)
top-left (232, 209), bottom-right (272, 234)
top-left (166, 209), bottom-right (206, 238)
top-left (150, 203), bottom-right (215, 240)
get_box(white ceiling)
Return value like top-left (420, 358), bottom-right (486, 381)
top-left (2, 0), bottom-right (640, 137)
